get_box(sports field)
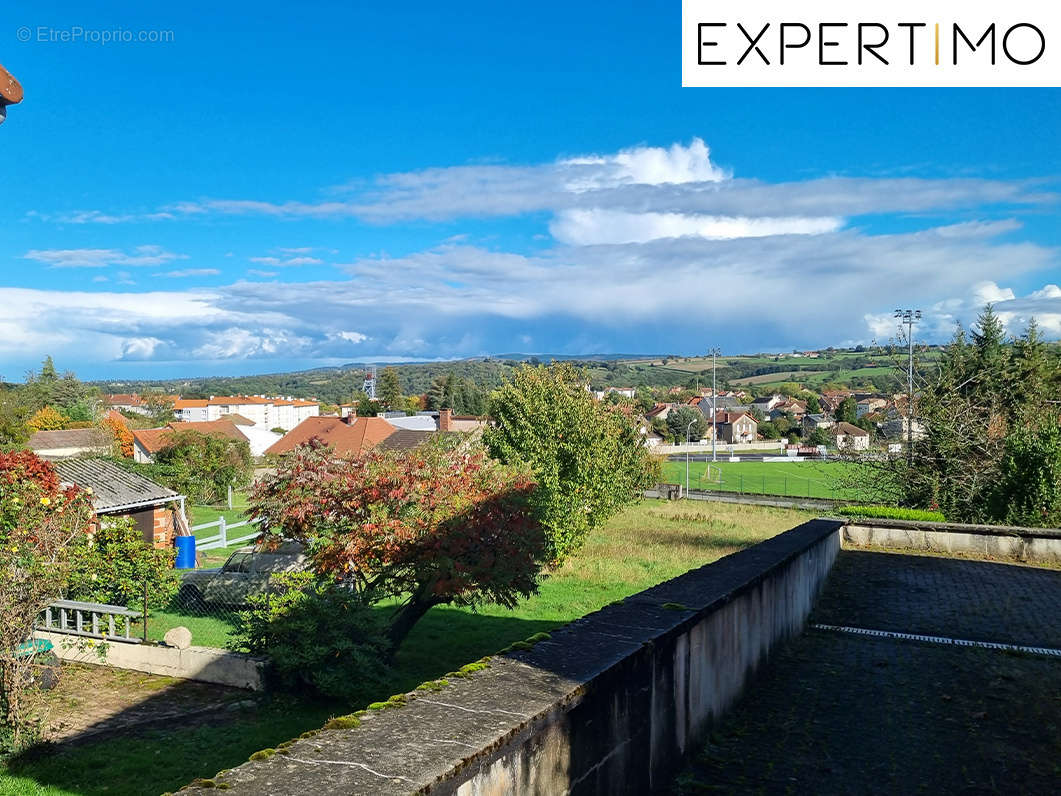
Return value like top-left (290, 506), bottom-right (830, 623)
top-left (661, 458), bottom-right (876, 501)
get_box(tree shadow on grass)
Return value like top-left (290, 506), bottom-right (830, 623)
top-left (6, 610), bottom-right (558, 796)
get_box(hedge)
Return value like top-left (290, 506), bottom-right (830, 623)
top-left (834, 505), bottom-right (946, 522)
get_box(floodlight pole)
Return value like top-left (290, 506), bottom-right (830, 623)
top-left (894, 309), bottom-right (921, 466)
top-left (685, 419), bottom-right (696, 496)
top-left (709, 348), bottom-right (721, 462)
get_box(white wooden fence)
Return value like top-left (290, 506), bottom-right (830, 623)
top-left (192, 516), bottom-right (261, 551)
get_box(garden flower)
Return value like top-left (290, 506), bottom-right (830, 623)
top-left (40, 496), bottom-right (51, 506)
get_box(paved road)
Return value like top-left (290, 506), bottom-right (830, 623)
top-left (673, 551), bottom-right (1061, 795)
top-left (666, 454), bottom-right (828, 463)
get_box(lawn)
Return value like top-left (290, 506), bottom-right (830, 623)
top-left (2, 499), bottom-right (811, 796)
top-left (661, 458), bottom-right (876, 501)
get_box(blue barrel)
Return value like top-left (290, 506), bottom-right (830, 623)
top-left (174, 536), bottom-right (196, 569)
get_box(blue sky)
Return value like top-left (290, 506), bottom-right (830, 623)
top-left (2, 1), bottom-right (1060, 379)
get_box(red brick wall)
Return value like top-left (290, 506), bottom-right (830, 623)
top-left (150, 505), bottom-right (174, 549)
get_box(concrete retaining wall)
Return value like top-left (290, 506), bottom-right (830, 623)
top-left (842, 518), bottom-right (1061, 564)
top-left (35, 630), bottom-right (267, 690)
top-left (646, 487), bottom-right (842, 511)
top-left (183, 518), bottom-right (843, 794)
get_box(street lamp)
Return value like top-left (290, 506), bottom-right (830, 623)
top-left (894, 309), bottom-right (922, 465)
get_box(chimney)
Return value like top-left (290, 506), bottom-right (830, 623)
top-left (439, 408), bottom-right (452, 432)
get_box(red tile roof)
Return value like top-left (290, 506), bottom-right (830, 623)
top-left (133, 419), bottom-right (247, 455)
top-left (265, 416), bottom-right (398, 457)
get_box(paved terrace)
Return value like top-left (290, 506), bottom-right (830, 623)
top-left (673, 550), bottom-right (1061, 794)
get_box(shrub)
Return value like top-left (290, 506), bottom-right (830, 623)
top-left (834, 505), bottom-right (946, 522)
top-left (229, 572), bottom-right (390, 700)
top-left (0, 451), bottom-right (93, 753)
top-left (66, 517), bottom-right (179, 609)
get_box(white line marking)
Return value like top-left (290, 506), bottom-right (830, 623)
top-left (811, 624), bottom-right (1061, 657)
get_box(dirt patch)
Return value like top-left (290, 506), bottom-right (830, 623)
top-left (41, 663), bottom-right (256, 744)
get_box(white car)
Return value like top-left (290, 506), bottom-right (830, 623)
top-left (177, 541), bottom-right (307, 607)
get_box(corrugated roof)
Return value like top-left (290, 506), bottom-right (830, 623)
top-left (52, 458), bottom-right (179, 511)
top-left (28, 428), bottom-right (112, 451)
top-left (377, 429), bottom-right (439, 451)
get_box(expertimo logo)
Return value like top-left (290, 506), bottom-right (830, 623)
top-left (681, 0), bottom-right (1059, 87)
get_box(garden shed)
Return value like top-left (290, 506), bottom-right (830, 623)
top-left (52, 458), bottom-right (187, 549)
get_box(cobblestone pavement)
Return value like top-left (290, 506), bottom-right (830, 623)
top-left (812, 550), bottom-right (1061, 648)
top-left (673, 551), bottom-right (1061, 794)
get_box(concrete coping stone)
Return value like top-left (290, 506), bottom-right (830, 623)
top-left (180, 518), bottom-right (843, 794)
top-left (838, 517), bottom-right (1061, 540)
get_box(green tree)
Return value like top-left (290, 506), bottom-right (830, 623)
top-left (484, 364), bottom-right (658, 561)
top-left (988, 418), bottom-right (1061, 527)
top-left (0, 390), bottom-right (31, 447)
top-left (835, 396), bottom-right (857, 424)
top-left (378, 367), bottom-right (402, 410)
top-left (667, 406), bottom-right (707, 443)
top-left (807, 427), bottom-right (830, 447)
top-left (151, 430), bottom-right (252, 504)
top-left (143, 390), bottom-right (176, 426)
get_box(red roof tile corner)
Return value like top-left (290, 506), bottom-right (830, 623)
top-left (265, 416), bottom-right (398, 457)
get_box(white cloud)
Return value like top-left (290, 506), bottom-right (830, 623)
top-left (23, 245), bottom-right (187, 269)
top-left (249, 255), bottom-right (324, 267)
top-left (61, 138), bottom-right (1052, 228)
top-left (156, 268), bottom-right (221, 278)
top-left (560, 138), bottom-right (728, 190)
top-left (550, 209), bottom-right (843, 245)
top-left (333, 331), bottom-right (367, 344)
top-left (1029, 284), bottom-right (1061, 299)
top-left (972, 280), bottom-right (1017, 303)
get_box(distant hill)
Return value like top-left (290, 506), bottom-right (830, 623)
top-left (89, 347), bottom-right (942, 403)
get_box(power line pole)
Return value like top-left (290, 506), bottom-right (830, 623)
top-left (894, 309), bottom-right (921, 466)
top-left (709, 348), bottom-right (721, 462)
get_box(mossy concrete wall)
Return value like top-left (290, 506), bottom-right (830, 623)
top-left (843, 519), bottom-right (1061, 564)
top-left (182, 518), bottom-right (842, 795)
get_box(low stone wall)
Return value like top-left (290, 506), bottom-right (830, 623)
top-left (183, 518), bottom-right (842, 794)
top-left (842, 518), bottom-right (1061, 565)
top-left (35, 631), bottom-right (267, 690)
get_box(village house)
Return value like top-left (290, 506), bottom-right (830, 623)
top-left (711, 411), bottom-right (758, 444)
top-left (265, 411), bottom-right (454, 458)
top-left (856, 397), bottom-right (889, 418)
top-left (131, 417), bottom-right (282, 462)
top-left (53, 458), bottom-right (185, 549)
top-left (750, 394), bottom-right (786, 414)
top-left (690, 395), bottom-right (744, 419)
top-left (802, 414), bottom-right (836, 433)
top-left (105, 393), bottom-right (163, 416)
top-left (646, 403), bottom-right (674, 421)
top-left (832, 421), bottom-right (871, 451)
top-left (770, 398), bottom-right (808, 420)
top-left (173, 395), bottom-right (320, 430)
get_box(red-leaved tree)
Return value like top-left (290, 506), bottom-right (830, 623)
top-left (1, 451), bottom-right (94, 750)
top-left (248, 439), bottom-right (546, 649)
